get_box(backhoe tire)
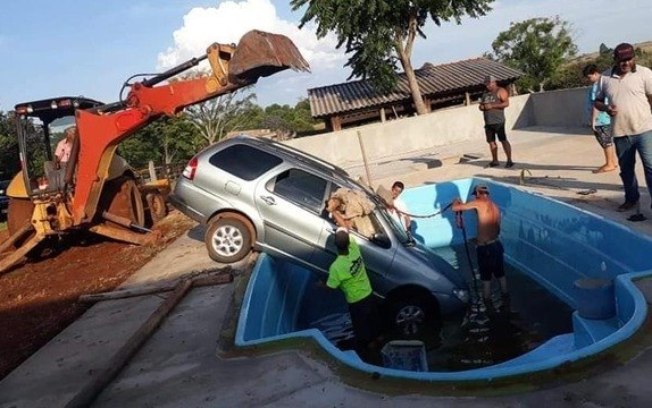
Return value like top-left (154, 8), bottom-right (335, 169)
top-left (205, 214), bottom-right (253, 264)
top-left (7, 197), bottom-right (36, 249)
top-left (146, 192), bottom-right (167, 224)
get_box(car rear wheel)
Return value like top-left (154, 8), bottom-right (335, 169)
top-left (387, 293), bottom-right (439, 337)
top-left (205, 215), bottom-right (253, 263)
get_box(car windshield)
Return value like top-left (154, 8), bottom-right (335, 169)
top-left (376, 205), bottom-right (411, 245)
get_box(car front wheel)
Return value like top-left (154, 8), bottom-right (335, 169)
top-left (205, 215), bottom-right (253, 263)
top-left (387, 293), bottom-right (438, 337)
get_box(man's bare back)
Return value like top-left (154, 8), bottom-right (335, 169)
top-left (451, 185), bottom-right (508, 302)
top-left (451, 187), bottom-right (501, 243)
top-left (473, 199), bottom-right (500, 244)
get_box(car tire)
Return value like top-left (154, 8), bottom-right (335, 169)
top-left (205, 215), bottom-right (253, 263)
top-left (387, 293), bottom-right (438, 337)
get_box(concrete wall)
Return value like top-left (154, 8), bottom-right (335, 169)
top-left (284, 88), bottom-right (585, 166)
top-left (529, 87), bottom-right (589, 127)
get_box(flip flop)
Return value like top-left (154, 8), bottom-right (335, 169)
top-left (592, 166), bottom-right (618, 174)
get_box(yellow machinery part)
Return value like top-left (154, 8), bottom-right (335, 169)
top-left (6, 171), bottom-right (29, 199)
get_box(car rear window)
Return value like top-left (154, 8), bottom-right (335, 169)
top-left (208, 144), bottom-right (282, 181)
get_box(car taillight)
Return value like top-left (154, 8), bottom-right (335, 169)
top-left (182, 156), bottom-right (198, 180)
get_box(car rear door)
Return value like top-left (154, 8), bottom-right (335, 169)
top-left (255, 166), bottom-right (330, 268)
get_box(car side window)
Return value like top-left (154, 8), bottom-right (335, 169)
top-left (267, 168), bottom-right (328, 213)
top-left (209, 144), bottom-right (282, 181)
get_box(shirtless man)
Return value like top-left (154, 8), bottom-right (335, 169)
top-left (451, 184), bottom-right (508, 304)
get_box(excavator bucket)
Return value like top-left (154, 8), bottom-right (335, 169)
top-left (229, 30), bottom-right (310, 84)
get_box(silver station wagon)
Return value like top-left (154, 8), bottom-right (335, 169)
top-left (170, 135), bottom-right (469, 334)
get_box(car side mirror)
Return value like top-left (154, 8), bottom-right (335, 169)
top-left (371, 232), bottom-right (391, 248)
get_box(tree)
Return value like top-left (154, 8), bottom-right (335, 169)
top-left (119, 116), bottom-right (198, 168)
top-left (547, 44), bottom-right (652, 90)
top-left (291, 0), bottom-right (494, 115)
top-left (0, 112), bottom-right (20, 180)
top-left (488, 16), bottom-right (577, 92)
top-left (184, 88), bottom-right (257, 147)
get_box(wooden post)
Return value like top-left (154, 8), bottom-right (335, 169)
top-left (423, 97), bottom-right (432, 112)
top-left (380, 107), bottom-right (386, 122)
top-left (148, 160), bottom-right (157, 182)
top-left (330, 115), bottom-right (342, 131)
top-left (510, 83), bottom-right (518, 96)
top-left (356, 130), bottom-right (373, 189)
top-left (465, 92), bottom-right (471, 106)
top-left (65, 279), bottom-right (194, 408)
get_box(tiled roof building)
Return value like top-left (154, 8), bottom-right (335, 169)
top-left (308, 58), bottom-right (523, 130)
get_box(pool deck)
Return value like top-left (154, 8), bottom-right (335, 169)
top-left (3, 126), bottom-right (652, 407)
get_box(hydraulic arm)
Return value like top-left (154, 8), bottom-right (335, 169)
top-left (72, 30), bottom-right (309, 225)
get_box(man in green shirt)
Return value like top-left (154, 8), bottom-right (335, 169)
top-left (326, 227), bottom-right (382, 357)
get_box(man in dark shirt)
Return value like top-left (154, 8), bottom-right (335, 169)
top-left (480, 75), bottom-right (513, 168)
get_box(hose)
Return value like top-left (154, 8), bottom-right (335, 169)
top-left (455, 211), bottom-right (481, 303)
top-left (397, 202), bottom-right (453, 219)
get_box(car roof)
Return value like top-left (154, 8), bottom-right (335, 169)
top-left (204, 134), bottom-right (384, 207)
top-left (225, 135), bottom-right (368, 188)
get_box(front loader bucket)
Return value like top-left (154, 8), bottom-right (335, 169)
top-left (229, 30), bottom-right (310, 84)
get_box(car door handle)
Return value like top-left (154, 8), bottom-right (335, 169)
top-left (325, 227), bottom-right (335, 234)
top-left (260, 195), bottom-right (276, 205)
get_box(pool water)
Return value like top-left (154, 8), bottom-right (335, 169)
top-left (426, 243), bottom-right (573, 371)
top-left (296, 242), bottom-right (573, 372)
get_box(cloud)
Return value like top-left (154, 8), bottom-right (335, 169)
top-left (157, 0), bottom-right (344, 70)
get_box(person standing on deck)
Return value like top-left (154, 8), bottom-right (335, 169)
top-left (480, 75), bottom-right (514, 168)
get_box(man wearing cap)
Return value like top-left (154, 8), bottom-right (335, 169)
top-left (594, 43), bottom-right (652, 212)
top-left (480, 75), bottom-right (514, 168)
top-left (452, 185), bottom-right (509, 307)
top-left (325, 227), bottom-right (382, 359)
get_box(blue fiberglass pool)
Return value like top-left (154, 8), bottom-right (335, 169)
top-left (235, 177), bottom-right (652, 381)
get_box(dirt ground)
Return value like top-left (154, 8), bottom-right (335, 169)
top-left (0, 210), bottom-right (195, 380)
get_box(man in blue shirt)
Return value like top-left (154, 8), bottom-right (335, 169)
top-left (583, 64), bottom-right (618, 173)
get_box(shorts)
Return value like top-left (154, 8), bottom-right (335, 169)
top-left (476, 240), bottom-right (505, 281)
top-left (485, 123), bottom-right (507, 143)
top-left (348, 294), bottom-right (381, 351)
top-left (593, 125), bottom-right (613, 148)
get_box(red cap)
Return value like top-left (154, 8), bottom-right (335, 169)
top-left (614, 43), bottom-right (635, 62)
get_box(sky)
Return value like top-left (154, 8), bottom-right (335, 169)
top-left (1, 0), bottom-right (651, 111)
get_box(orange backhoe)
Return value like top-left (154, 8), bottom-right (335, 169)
top-left (0, 30), bottom-right (309, 274)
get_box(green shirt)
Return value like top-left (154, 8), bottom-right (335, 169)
top-left (327, 238), bottom-right (373, 303)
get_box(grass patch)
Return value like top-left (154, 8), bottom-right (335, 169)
top-left (0, 221), bottom-right (6, 232)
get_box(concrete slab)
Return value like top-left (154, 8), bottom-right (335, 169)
top-left (3, 126), bottom-right (652, 407)
top-left (93, 285), bottom-right (335, 408)
top-left (0, 295), bottom-right (166, 408)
